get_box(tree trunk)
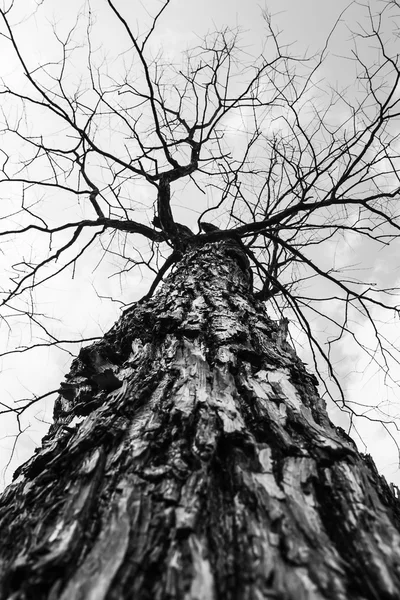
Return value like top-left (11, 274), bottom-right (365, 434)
top-left (1, 240), bottom-right (400, 600)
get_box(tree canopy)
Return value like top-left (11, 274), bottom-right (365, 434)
top-left (1, 0), bottom-right (400, 483)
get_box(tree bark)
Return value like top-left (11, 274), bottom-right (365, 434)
top-left (1, 240), bottom-right (400, 600)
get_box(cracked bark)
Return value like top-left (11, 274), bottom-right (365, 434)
top-left (0, 240), bottom-right (400, 600)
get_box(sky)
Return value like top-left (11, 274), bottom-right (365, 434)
top-left (1, 0), bottom-right (400, 489)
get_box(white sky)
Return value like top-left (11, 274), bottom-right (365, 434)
top-left (1, 0), bottom-right (400, 489)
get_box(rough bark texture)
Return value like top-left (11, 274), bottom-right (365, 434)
top-left (1, 240), bottom-right (400, 600)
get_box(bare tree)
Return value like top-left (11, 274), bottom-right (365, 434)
top-left (1, 0), bottom-right (400, 597)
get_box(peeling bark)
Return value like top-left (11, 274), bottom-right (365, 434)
top-left (1, 240), bottom-right (400, 600)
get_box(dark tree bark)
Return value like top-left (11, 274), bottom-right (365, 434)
top-left (1, 239), bottom-right (400, 600)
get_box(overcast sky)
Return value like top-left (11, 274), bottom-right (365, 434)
top-left (1, 0), bottom-right (400, 489)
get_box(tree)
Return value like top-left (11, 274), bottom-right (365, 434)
top-left (1, 0), bottom-right (400, 597)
